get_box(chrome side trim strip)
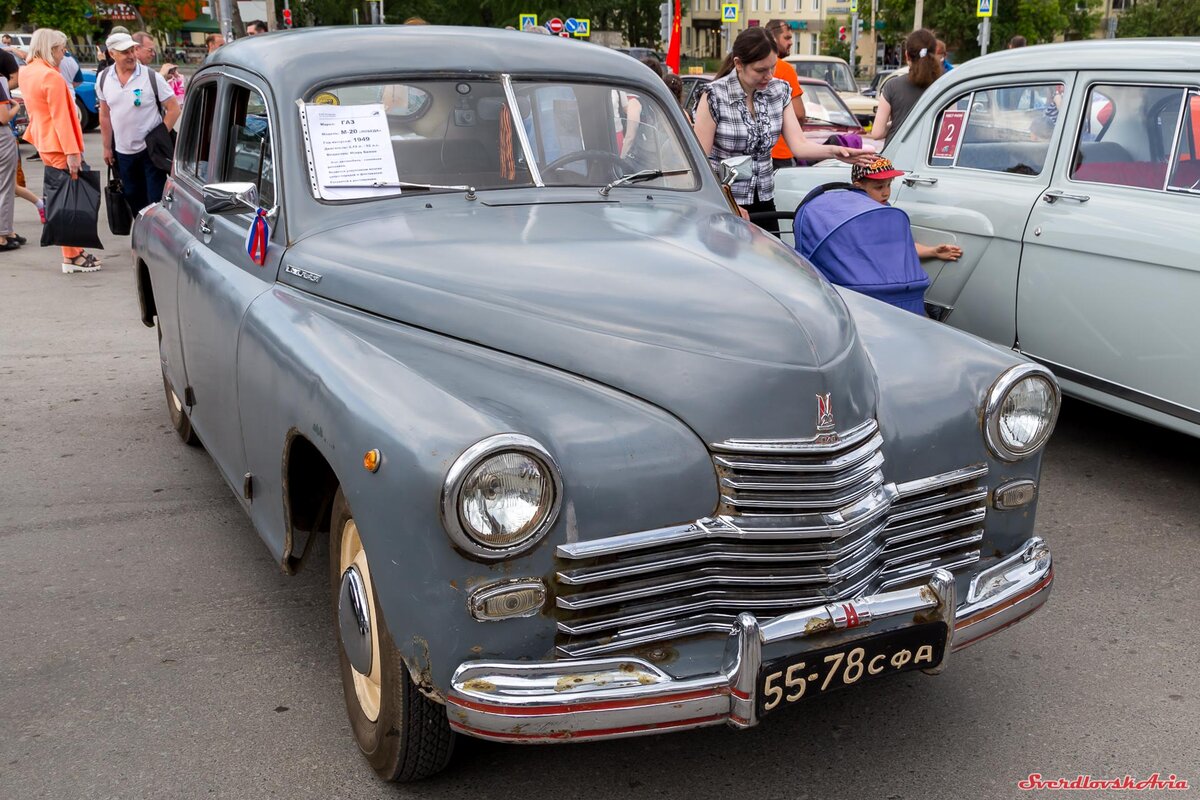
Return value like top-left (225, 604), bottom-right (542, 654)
top-left (894, 464), bottom-right (988, 498)
top-left (1021, 353), bottom-right (1200, 427)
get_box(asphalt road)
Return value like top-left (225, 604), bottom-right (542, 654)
top-left (2, 133), bottom-right (1197, 799)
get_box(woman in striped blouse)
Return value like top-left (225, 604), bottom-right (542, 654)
top-left (694, 27), bottom-right (873, 229)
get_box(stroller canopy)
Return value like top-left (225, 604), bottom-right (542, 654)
top-left (793, 184), bottom-right (930, 315)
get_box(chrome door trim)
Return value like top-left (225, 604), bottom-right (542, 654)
top-left (1021, 353), bottom-right (1200, 426)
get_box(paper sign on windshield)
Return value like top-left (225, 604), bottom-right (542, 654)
top-left (303, 103), bottom-right (400, 200)
top-left (931, 109), bottom-right (967, 165)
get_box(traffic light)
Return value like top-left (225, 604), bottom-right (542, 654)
top-left (282, 7), bottom-right (293, 28)
top-left (976, 22), bottom-right (986, 47)
top-left (659, 2), bottom-right (671, 45)
top-left (838, 25), bottom-right (847, 42)
top-left (857, 18), bottom-right (865, 34)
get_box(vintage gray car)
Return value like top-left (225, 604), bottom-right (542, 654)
top-left (133, 27), bottom-right (1059, 781)
top-left (776, 40), bottom-right (1200, 439)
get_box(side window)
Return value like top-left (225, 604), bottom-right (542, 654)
top-left (1070, 83), bottom-right (1185, 191)
top-left (1167, 90), bottom-right (1200, 193)
top-left (177, 82), bottom-right (217, 184)
top-left (223, 85), bottom-right (275, 207)
top-left (927, 84), bottom-right (1063, 175)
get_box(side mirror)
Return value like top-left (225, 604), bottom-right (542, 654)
top-left (202, 182), bottom-right (260, 215)
top-left (718, 155), bottom-right (752, 187)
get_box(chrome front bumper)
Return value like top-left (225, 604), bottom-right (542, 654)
top-left (445, 537), bottom-right (1052, 743)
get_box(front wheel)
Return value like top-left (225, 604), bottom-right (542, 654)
top-left (330, 488), bottom-right (455, 782)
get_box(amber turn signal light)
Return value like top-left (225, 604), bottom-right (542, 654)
top-left (363, 449), bottom-right (381, 472)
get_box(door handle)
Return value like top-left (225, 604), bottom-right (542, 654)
top-left (902, 175), bottom-right (938, 187)
top-left (1042, 189), bottom-right (1090, 204)
top-left (162, 188), bottom-right (174, 204)
top-left (198, 218), bottom-right (213, 236)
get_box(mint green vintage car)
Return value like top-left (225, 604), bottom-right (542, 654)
top-left (775, 40), bottom-right (1200, 439)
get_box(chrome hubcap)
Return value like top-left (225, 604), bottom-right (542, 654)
top-left (338, 519), bottom-right (382, 721)
top-left (339, 565), bottom-right (373, 675)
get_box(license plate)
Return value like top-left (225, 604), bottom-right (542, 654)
top-left (758, 622), bottom-right (947, 716)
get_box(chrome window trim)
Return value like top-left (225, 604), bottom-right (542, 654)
top-left (221, 74), bottom-right (280, 215)
top-left (440, 433), bottom-right (562, 560)
top-left (983, 363), bottom-right (1062, 462)
top-left (500, 74), bottom-right (544, 187)
top-left (1064, 80), bottom-right (1198, 195)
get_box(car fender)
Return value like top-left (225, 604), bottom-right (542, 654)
top-left (840, 287), bottom-right (1052, 567)
top-left (236, 285), bottom-right (718, 691)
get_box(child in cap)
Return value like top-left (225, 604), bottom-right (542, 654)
top-left (852, 157), bottom-right (962, 262)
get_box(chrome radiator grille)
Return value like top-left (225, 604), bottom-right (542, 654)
top-left (554, 420), bottom-right (987, 658)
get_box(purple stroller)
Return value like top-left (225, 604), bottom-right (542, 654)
top-left (793, 183), bottom-right (930, 315)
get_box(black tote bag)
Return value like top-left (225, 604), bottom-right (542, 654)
top-left (40, 165), bottom-right (104, 250)
top-left (105, 167), bottom-right (134, 236)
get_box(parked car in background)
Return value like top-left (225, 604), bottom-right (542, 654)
top-left (863, 66), bottom-right (905, 98)
top-left (616, 46), bottom-right (665, 63)
top-left (775, 39), bottom-right (1200, 439)
top-left (133, 26), bottom-right (1059, 782)
top-left (786, 54), bottom-right (878, 127)
top-left (12, 68), bottom-right (98, 135)
top-left (685, 75), bottom-right (866, 148)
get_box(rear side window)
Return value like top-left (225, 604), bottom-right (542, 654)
top-left (1071, 83), bottom-right (1189, 191)
top-left (927, 84), bottom-right (1063, 175)
top-left (177, 83), bottom-right (217, 184)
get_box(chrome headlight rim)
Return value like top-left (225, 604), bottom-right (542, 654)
top-left (440, 433), bottom-right (562, 560)
top-left (984, 363), bottom-right (1061, 461)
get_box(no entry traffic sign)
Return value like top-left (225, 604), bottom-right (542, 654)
top-left (547, 17), bottom-right (563, 33)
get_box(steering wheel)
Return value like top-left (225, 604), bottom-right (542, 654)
top-left (543, 149), bottom-right (629, 175)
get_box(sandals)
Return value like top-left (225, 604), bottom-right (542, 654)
top-left (0, 239), bottom-right (19, 252)
top-left (10, 234), bottom-right (27, 245)
top-left (62, 253), bottom-right (103, 274)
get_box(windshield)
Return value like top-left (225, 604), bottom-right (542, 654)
top-left (302, 77), bottom-right (696, 201)
top-left (790, 61), bottom-right (858, 94)
top-left (799, 84), bottom-right (859, 127)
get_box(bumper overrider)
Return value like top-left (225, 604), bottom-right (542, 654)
top-left (446, 537), bottom-right (1052, 742)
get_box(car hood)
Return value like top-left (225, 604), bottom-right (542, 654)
top-left (840, 92), bottom-right (879, 115)
top-left (281, 199), bottom-right (879, 442)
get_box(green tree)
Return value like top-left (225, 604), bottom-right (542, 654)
top-left (1116, 0), bottom-right (1200, 37)
top-left (13, 0), bottom-right (96, 37)
top-left (822, 15), bottom-right (851, 60)
top-left (140, 0), bottom-right (204, 35)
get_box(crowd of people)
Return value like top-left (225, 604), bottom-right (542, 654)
top-left (0, 19), bottom-right (281, 274)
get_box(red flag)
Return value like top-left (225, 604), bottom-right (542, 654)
top-left (666, 0), bottom-right (682, 74)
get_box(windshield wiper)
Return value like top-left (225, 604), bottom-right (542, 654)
top-left (328, 180), bottom-right (478, 199)
top-left (599, 168), bottom-right (690, 197)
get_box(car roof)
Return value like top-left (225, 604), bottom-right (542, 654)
top-left (205, 26), bottom-right (665, 94)
top-left (785, 55), bottom-right (848, 64)
top-left (942, 38), bottom-right (1200, 81)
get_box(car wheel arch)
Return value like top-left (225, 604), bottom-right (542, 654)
top-left (280, 430), bottom-right (340, 574)
top-left (136, 259), bottom-right (157, 328)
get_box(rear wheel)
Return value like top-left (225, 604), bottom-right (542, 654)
top-left (330, 488), bottom-right (455, 782)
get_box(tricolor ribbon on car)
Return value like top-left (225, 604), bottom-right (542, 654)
top-left (245, 208), bottom-right (270, 266)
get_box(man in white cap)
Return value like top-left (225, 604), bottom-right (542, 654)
top-left (96, 31), bottom-right (181, 212)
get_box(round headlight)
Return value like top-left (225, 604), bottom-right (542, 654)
top-left (985, 365), bottom-right (1061, 461)
top-left (441, 434), bottom-right (561, 559)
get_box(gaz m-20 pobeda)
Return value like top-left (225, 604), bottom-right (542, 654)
top-left (132, 26), bottom-right (1059, 781)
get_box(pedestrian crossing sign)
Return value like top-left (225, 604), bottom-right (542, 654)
top-left (519, 13), bottom-right (538, 28)
top-left (722, 3), bottom-right (739, 22)
top-left (977, 0), bottom-right (993, 17)
top-left (573, 18), bottom-right (591, 37)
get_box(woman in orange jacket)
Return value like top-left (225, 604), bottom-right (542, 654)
top-left (20, 28), bottom-right (101, 273)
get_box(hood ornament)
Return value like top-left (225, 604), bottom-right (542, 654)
top-left (815, 393), bottom-right (838, 443)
